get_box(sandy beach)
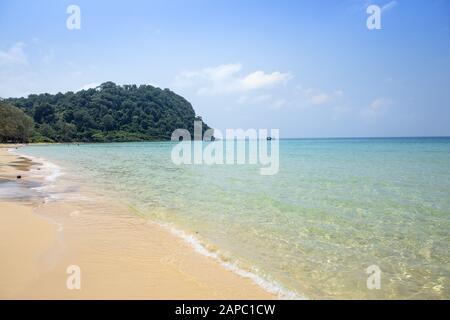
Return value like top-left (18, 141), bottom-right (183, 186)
top-left (0, 146), bottom-right (274, 299)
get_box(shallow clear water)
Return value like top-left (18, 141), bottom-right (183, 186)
top-left (20, 138), bottom-right (450, 299)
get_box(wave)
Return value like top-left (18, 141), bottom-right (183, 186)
top-left (8, 148), bottom-right (64, 203)
top-left (158, 222), bottom-right (306, 300)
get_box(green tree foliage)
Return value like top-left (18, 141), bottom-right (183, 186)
top-left (0, 101), bottom-right (35, 143)
top-left (5, 82), bottom-right (210, 142)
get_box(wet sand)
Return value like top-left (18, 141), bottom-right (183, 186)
top-left (0, 145), bottom-right (275, 299)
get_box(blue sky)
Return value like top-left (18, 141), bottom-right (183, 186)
top-left (1, 0), bottom-right (449, 137)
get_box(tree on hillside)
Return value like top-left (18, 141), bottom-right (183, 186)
top-left (0, 102), bottom-right (35, 143)
top-left (102, 114), bottom-right (116, 131)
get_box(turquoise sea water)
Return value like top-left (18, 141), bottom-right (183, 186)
top-left (20, 138), bottom-right (450, 299)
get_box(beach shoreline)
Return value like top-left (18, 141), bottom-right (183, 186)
top-left (0, 145), bottom-right (276, 299)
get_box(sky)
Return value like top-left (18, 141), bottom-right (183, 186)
top-left (1, 0), bottom-right (449, 137)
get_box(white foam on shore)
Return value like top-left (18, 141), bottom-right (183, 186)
top-left (42, 161), bottom-right (63, 182)
top-left (8, 148), bottom-right (62, 179)
top-left (157, 222), bottom-right (306, 300)
top-left (8, 148), bottom-right (64, 203)
top-left (28, 155), bottom-right (63, 183)
top-left (6, 148), bottom-right (65, 232)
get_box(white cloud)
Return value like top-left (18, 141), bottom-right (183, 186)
top-left (310, 93), bottom-right (330, 105)
top-left (381, 1), bottom-right (397, 12)
top-left (370, 97), bottom-right (394, 109)
top-left (204, 63), bottom-right (242, 80)
top-left (298, 86), bottom-right (344, 106)
top-left (361, 97), bottom-right (395, 119)
top-left (173, 63), bottom-right (291, 95)
top-left (238, 70), bottom-right (292, 91)
top-left (80, 82), bottom-right (100, 91)
top-left (0, 42), bottom-right (28, 66)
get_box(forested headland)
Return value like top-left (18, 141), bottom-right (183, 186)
top-left (0, 82), bottom-right (210, 143)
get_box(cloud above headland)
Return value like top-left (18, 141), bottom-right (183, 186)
top-left (173, 63), bottom-right (292, 96)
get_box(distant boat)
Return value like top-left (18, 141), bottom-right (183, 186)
top-left (267, 137), bottom-right (274, 141)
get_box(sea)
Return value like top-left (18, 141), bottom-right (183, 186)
top-left (17, 137), bottom-right (450, 299)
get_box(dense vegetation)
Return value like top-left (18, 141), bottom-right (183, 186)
top-left (0, 102), bottom-right (34, 143)
top-left (1, 82), bottom-right (209, 143)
